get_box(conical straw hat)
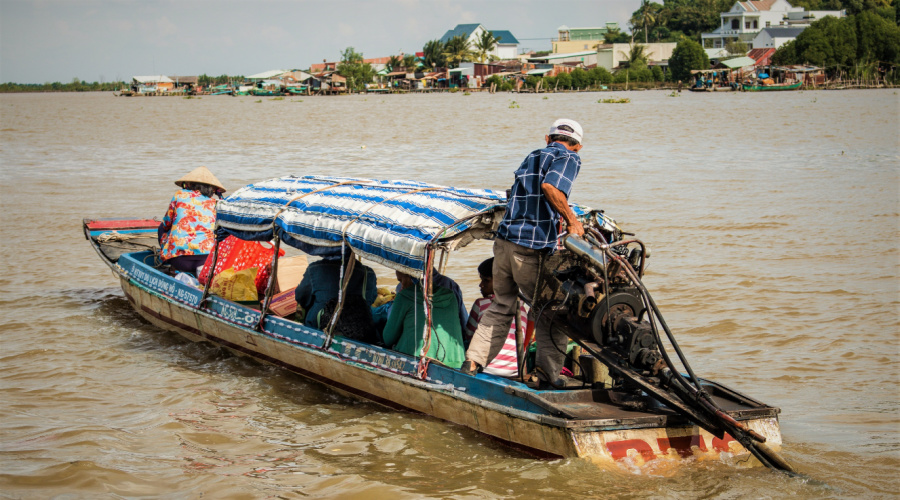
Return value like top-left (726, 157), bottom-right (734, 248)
top-left (175, 166), bottom-right (226, 193)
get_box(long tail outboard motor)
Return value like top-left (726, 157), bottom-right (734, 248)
top-left (532, 231), bottom-right (797, 474)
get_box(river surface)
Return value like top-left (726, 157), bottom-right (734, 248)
top-left (1, 90), bottom-right (897, 498)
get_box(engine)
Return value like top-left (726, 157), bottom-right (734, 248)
top-left (532, 218), bottom-right (661, 375)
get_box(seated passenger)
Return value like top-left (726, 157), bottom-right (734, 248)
top-left (158, 166), bottom-right (225, 274)
top-left (465, 258), bottom-right (528, 377)
top-left (294, 254), bottom-right (377, 330)
top-left (318, 296), bottom-right (378, 344)
top-left (432, 268), bottom-right (469, 334)
top-left (392, 268), bottom-right (468, 333)
top-left (383, 272), bottom-right (465, 368)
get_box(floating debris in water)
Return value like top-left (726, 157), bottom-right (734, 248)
top-left (509, 100), bottom-right (520, 108)
top-left (599, 97), bottom-right (630, 104)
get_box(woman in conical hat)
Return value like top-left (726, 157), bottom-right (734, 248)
top-left (158, 166), bottom-right (226, 274)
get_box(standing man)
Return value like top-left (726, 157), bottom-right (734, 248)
top-left (462, 119), bottom-right (585, 388)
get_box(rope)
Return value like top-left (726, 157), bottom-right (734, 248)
top-left (95, 231), bottom-right (159, 251)
top-left (416, 246), bottom-right (437, 380)
top-left (321, 241), bottom-right (356, 350)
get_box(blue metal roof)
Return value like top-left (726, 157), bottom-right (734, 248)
top-left (491, 30), bottom-right (519, 45)
top-left (440, 24), bottom-right (481, 44)
top-left (439, 24), bottom-right (518, 45)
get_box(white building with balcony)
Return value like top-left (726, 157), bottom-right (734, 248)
top-left (701, 0), bottom-right (843, 57)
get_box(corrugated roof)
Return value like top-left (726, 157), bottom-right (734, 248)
top-left (527, 68), bottom-right (552, 75)
top-left (133, 75), bottom-right (173, 83)
top-left (246, 70), bottom-right (287, 80)
top-left (168, 75), bottom-right (198, 84)
top-left (440, 23), bottom-right (482, 43)
top-left (760, 26), bottom-right (807, 38)
top-left (739, 0), bottom-right (777, 12)
top-left (747, 47), bottom-right (776, 65)
top-left (720, 56), bottom-right (757, 68)
top-left (528, 50), bottom-right (596, 61)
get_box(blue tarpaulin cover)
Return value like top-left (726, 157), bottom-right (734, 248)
top-left (215, 176), bottom-right (507, 276)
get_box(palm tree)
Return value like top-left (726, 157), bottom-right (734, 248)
top-left (623, 43), bottom-right (649, 68)
top-left (422, 39), bottom-right (445, 69)
top-left (387, 55), bottom-right (402, 72)
top-left (402, 53), bottom-right (418, 72)
top-left (443, 35), bottom-right (473, 69)
top-left (603, 27), bottom-right (622, 44)
top-left (631, 0), bottom-right (659, 44)
top-left (473, 30), bottom-right (500, 63)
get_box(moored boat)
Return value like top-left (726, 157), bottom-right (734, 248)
top-left (742, 81), bottom-right (802, 91)
top-left (85, 175), bottom-right (793, 470)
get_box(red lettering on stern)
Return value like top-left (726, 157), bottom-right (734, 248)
top-left (606, 439), bottom-right (657, 461)
top-left (712, 434), bottom-right (737, 452)
top-left (657, 435), bottom-right (708, 458)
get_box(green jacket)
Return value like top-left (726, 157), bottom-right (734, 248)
top-left (382, 285), bottom-right (465, 369)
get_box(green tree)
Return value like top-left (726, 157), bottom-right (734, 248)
top-left (474, 30), bottom-right (500, 63)
top-left (620, 43), bottom-right (650, 68)
top-left (422, 39), bottom-right (446, 69)
top-left (443, 35), bottom-right (474, 68)
top-left (669, 38), bottom-right (709, 82)
top-left (402, 53), bottom-right (418, 71)
top-left (588, 66), bottom-right (613, 84)
top-left (570, 68), bottom-right (589, 88)
top-left (631, 0), bottom-right (664, 43)
top-left (604, 26), bottom-right (624, 44)
top-left (556, 71), bottom-right (573, 89)
top-left (658, 0), bottom-right (732, 41)
top-left (337, 46), bottom-right (376, 91)
top-left (652, 65), bottom-right (666, 81)
top-left (772, 12), bottom-right (899, 79)
top-left (387, 55), bottom-right (402, 71)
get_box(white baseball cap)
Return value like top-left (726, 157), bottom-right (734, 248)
top-left (548, 118), bottom-right (583, 145)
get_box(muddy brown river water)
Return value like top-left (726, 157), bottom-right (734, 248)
top-left (1, 90), bottom-right (898, 498)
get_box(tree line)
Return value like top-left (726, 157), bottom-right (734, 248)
top-left (0, 78), bottom-right (126, 93)
top-left (772, 10), bottom-right (900, 81)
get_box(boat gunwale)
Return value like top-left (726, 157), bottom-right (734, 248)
top-left (109, 246), bottom-right (781, 431)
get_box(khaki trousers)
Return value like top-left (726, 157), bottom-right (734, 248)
top-left (466, 238), bottom-right (569, 380)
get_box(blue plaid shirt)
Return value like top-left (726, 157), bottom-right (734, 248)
top-left (497, 142), bottom-right (581, 250)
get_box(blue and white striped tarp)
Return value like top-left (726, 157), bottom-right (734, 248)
top-left (215, 176), bottom-right (507, 276)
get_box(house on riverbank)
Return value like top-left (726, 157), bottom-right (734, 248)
top-left (701, 0), bottom-right (844, 58)
top-left (440, 24), bottom-right (519, 60)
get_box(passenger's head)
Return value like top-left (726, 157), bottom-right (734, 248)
top-left (396, 271), bottom-right (415, 290)
top-left (477, 258), bottom-right (494, 298)
top-left (175, 166), bottom-right (226, 197)
top-left (545, 118), bottom-right (583, 152)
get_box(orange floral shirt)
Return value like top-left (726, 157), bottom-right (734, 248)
top-left (159, 189), bottom-right (217, 260)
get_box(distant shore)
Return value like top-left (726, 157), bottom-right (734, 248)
top-left (1, 81), bottom-right (895, 95)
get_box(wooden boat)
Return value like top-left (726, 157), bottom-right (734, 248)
top-left (742, 81), bottom-right (802, 91)
top-left (250, 88), bottom-right (285, 96)
top-left (84, 175), bottom-right (792, 470)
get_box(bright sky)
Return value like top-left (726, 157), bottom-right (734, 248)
top-left (0, 0), bottom-right (642, 84)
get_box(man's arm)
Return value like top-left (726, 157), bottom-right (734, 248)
top-left (541, 183), bottom-right (584, 236)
